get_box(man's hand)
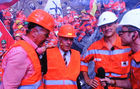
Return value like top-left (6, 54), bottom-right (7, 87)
top-left (100, 77), bottom-right (115, 87)
top-left (85, 78), bottom-right (99, 88)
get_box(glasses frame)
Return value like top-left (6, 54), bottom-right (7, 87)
top-left (119, 30), bottom-right (134, 33)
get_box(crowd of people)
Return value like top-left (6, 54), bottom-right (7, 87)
top-left (0, 0), bottom-right (139, 89)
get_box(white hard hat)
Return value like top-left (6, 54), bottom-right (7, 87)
top-left (119, 8), bottom-right (140, 29)
top-left (74, 15), bottom-right (78, 19)
top-left (97, 11), bottom-right (118, 26)
top-left (67, 6), bottom-right (71, 10)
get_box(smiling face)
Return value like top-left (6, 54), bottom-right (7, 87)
top-left (100, 22), bottom-right (117, 38)
top-left (59, 36), bottom-right (74, 52)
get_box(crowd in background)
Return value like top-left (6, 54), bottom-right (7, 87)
top-left (0, 0), bottom-right (140, 89)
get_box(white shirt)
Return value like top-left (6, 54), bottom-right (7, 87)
top-left (59, 48), bottom-right (71, 66)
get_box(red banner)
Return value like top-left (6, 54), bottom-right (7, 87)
top-left (0, 0), bottom-right (18, 10)
top-left (0, 20), bottom-right (14, 48)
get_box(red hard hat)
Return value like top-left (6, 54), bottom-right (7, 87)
top-left (58, 24), bottom-right (76, 38)
top-left (27, 9), bottom-right (55, 31)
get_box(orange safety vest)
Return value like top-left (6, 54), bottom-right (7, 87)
top-left (2, 40), bottom-right (42, 88)
top-left (130, 51), bottom-right (140, 89)
top-left (43, 47), bottom-right (80, 89)
top-left (81, 35), bottom-right (131, 89)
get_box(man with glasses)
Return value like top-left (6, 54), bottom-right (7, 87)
top-left (0, 9), bottom-right (55, 89)
top-left (81, 11), bottom-right (131, 89)
top-left (100, 8), bottom-right (140, 89)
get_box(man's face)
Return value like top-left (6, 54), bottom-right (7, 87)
top-left (1, 43), bottom-right (6, 48)
top-left (119, 26), bottom-right (134, 46)
top-left (33, 26), bottom-right (50, 46)
top-left (59, 37), bottom-right (73, 52)
top-left (101, 23), bottom-right (117, 37)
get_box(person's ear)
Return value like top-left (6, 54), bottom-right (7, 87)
top-left (132, 31), bottom-right (138, 40)
top-left (132, 34), bottom-right (135, 38)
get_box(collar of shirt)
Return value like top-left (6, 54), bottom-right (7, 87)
top-left (22, 35), bottom-right (38, 49)
top-left (59, 47), bottom-right (71, 66)
top-left (59, 47), bottom-right (70, 57)
top-left (97, 34), bottom-right (129, 50)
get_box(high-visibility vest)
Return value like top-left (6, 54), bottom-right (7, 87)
top-left (43, 47), bottom-right (80, 89)
top-left (81, 35), bottom-right (131, 79)
top-left (2, 40), bottom-right (42, 88)
top-left (130, 51), bottom-right (140, 89)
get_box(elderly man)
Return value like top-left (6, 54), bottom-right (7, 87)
top-left (43, 24), bottom-right (81, 89)
top-left (0, 9), bottom-right (54, 89)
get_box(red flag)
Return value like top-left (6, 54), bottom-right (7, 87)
top-left (0, 0), bottom-right (18, 10)
top-left (0, 20), bottom-right (14, 48)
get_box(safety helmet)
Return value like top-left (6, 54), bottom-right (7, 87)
top-left (67, 6), bottom-right (71, 10)
top-left (97, 11), bottom-right (118, 26)
top-left (15, 20), bottom-right (21, 24)
top-left (15, 33), bottom-right (21, 37)
top-left (119, 8), bottom-right (140, 29)
top-left (81, 9), bottom-right (86, 14)
top-left (1, 40), bottom-right (6, 44)
top-left (74, 15), bottom-right (79, 19)
top-left (27, 9), bottom-right (55, 31)
top-left (58, 24), bottom-right (76, 38)
top-left (18, 25), bottom-right (23, 29)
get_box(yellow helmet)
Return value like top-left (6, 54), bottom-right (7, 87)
top-left (15, 20), bottom-right (21, 24)
top-left (18, 25), bottom-right (23, 29)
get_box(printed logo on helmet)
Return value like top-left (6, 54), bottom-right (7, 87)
top-left (68, 33), bottom-right (72, 36)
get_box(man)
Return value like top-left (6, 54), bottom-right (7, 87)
top-left (100, 8), bottom-right (140, 89)
top-left (0, 40), bottom-right (8, 84)
top-left (80, 11), bottom-right (131, 89)
top-left (0, 9), bottom-right (54, 89)
top-left (0, 40), bottom-right (7, 59)
top-left (43, 24), bottom-right (81, 89)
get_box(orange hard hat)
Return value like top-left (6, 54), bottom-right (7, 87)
top-left (27, 9), bottom-right (55, 31)
top-left (58, 24), bottom-right (76, 38)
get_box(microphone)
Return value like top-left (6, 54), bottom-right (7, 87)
top-left (111, 47), bottom-right (114, 51)
top-left (96, 67), bottom-right (108, 89)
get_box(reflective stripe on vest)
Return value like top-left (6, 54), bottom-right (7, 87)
top-left (18, 80), bottom-right (41, 89)
top-left (83, 48), bottom-right (131, 59)
top-left (131, 59), bottom-right (140, 68)
top-left (44, 80), bottom-right (77, 85)
top-left (105, 73), bottom-right (127, 77)
top-left (81, 61), bottom-right (88, 67)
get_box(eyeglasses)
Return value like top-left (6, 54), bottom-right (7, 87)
top-left (118, 30), bottom-right (134, 34)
